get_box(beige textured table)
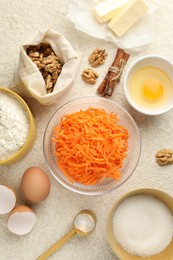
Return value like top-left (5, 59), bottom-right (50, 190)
top-left (0, 1), bottom-right (173, 259)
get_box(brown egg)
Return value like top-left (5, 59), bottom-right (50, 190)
top-left (21, 167), bottom-right (50, 203)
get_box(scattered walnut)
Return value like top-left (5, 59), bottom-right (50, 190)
top-left (88, 48), bottom-right (108, 68)
top-left (81, 68), bottom-right (99, 85)
top-left (155, 149), bottom-right (173, 166)
top-left (26, 42), bottom-right (63, 94)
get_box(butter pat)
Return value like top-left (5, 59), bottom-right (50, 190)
top-left (108, 0), bottom-right (149, 37)
top-left (93, 0), bottom-right (129, 23)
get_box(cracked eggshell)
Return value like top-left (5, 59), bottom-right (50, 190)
top-left (0, 184), bottom-right (17, 214)
top-left (21, 166), bottom-right (51, 203)
top-left (7, 205), bottom-right (37, 235)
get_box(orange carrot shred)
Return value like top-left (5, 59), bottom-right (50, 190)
top-left (51, 107), bottom-right (129, 186)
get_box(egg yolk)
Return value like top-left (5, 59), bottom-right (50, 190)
top-left (142, 78), bottom-right (164, 101)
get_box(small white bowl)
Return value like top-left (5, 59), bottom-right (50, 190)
top-left (124, 55), bottom-right (173, 115)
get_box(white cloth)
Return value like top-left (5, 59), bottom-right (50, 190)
top-left (13, 28), bottom-right (81, 105)
top-left (67, 0), bottom-right (160, 51)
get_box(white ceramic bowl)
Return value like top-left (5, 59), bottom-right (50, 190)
top-left (43, 96), bottom-right (141, 195)
top-left (124, 55), bottom-right (173, 115)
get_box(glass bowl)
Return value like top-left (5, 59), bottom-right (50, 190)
top-left (43, 96), bottom-right (141, 195)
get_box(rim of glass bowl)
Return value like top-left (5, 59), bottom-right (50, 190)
top-left (43, 96), bottom-right (141, 195)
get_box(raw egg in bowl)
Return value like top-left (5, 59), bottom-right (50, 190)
top-left (43, 96), bottom-right (141, 195)
top-left (124, 55), bottom-right (173, 115)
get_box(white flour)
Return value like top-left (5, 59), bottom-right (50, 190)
top-left (0, 92), bottom-right (30, 160)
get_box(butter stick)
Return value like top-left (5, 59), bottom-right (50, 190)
top-left (93, 0), bottom-right (129, 23)
top-left (108, 0), bottom-right (149, 37)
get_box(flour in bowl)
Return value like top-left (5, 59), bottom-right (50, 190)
top-left (113, 194), bottom-right (173, 257)
top-left (0, 91), bottom-right (30, 160)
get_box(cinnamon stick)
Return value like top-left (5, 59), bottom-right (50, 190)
top-left (97, 48), bottom-right (130, 96)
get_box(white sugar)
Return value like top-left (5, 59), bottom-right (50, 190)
top-left (74, 213), bottom-right (95, 233)
top-left (113, 195), bottom-right (173, 257)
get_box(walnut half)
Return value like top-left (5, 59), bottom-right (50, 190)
top-left (81, 68), bottom-right (99, 85)
top-left (155, 149), bottom-right (173, 166)
top-left (27, 42), bottom-right (63, 94)
top-left (88, 48), bottom-right (108, 68)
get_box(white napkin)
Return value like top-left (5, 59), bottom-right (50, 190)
top-left (67, 0), bottom-right (160, 51)
top-left (12, 28), bottom-right (81, 105)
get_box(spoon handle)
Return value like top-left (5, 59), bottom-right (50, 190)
top-left (37, 228), bottom-right (76, 260)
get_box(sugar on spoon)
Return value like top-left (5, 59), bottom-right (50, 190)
top-left (37, 209), bottom-right (97, 260)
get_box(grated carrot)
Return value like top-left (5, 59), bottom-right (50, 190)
top-left (51, 108), bottom-right (129, 186)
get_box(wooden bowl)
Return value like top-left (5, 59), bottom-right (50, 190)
top-left (0, 87), bottom-right (36, 165)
